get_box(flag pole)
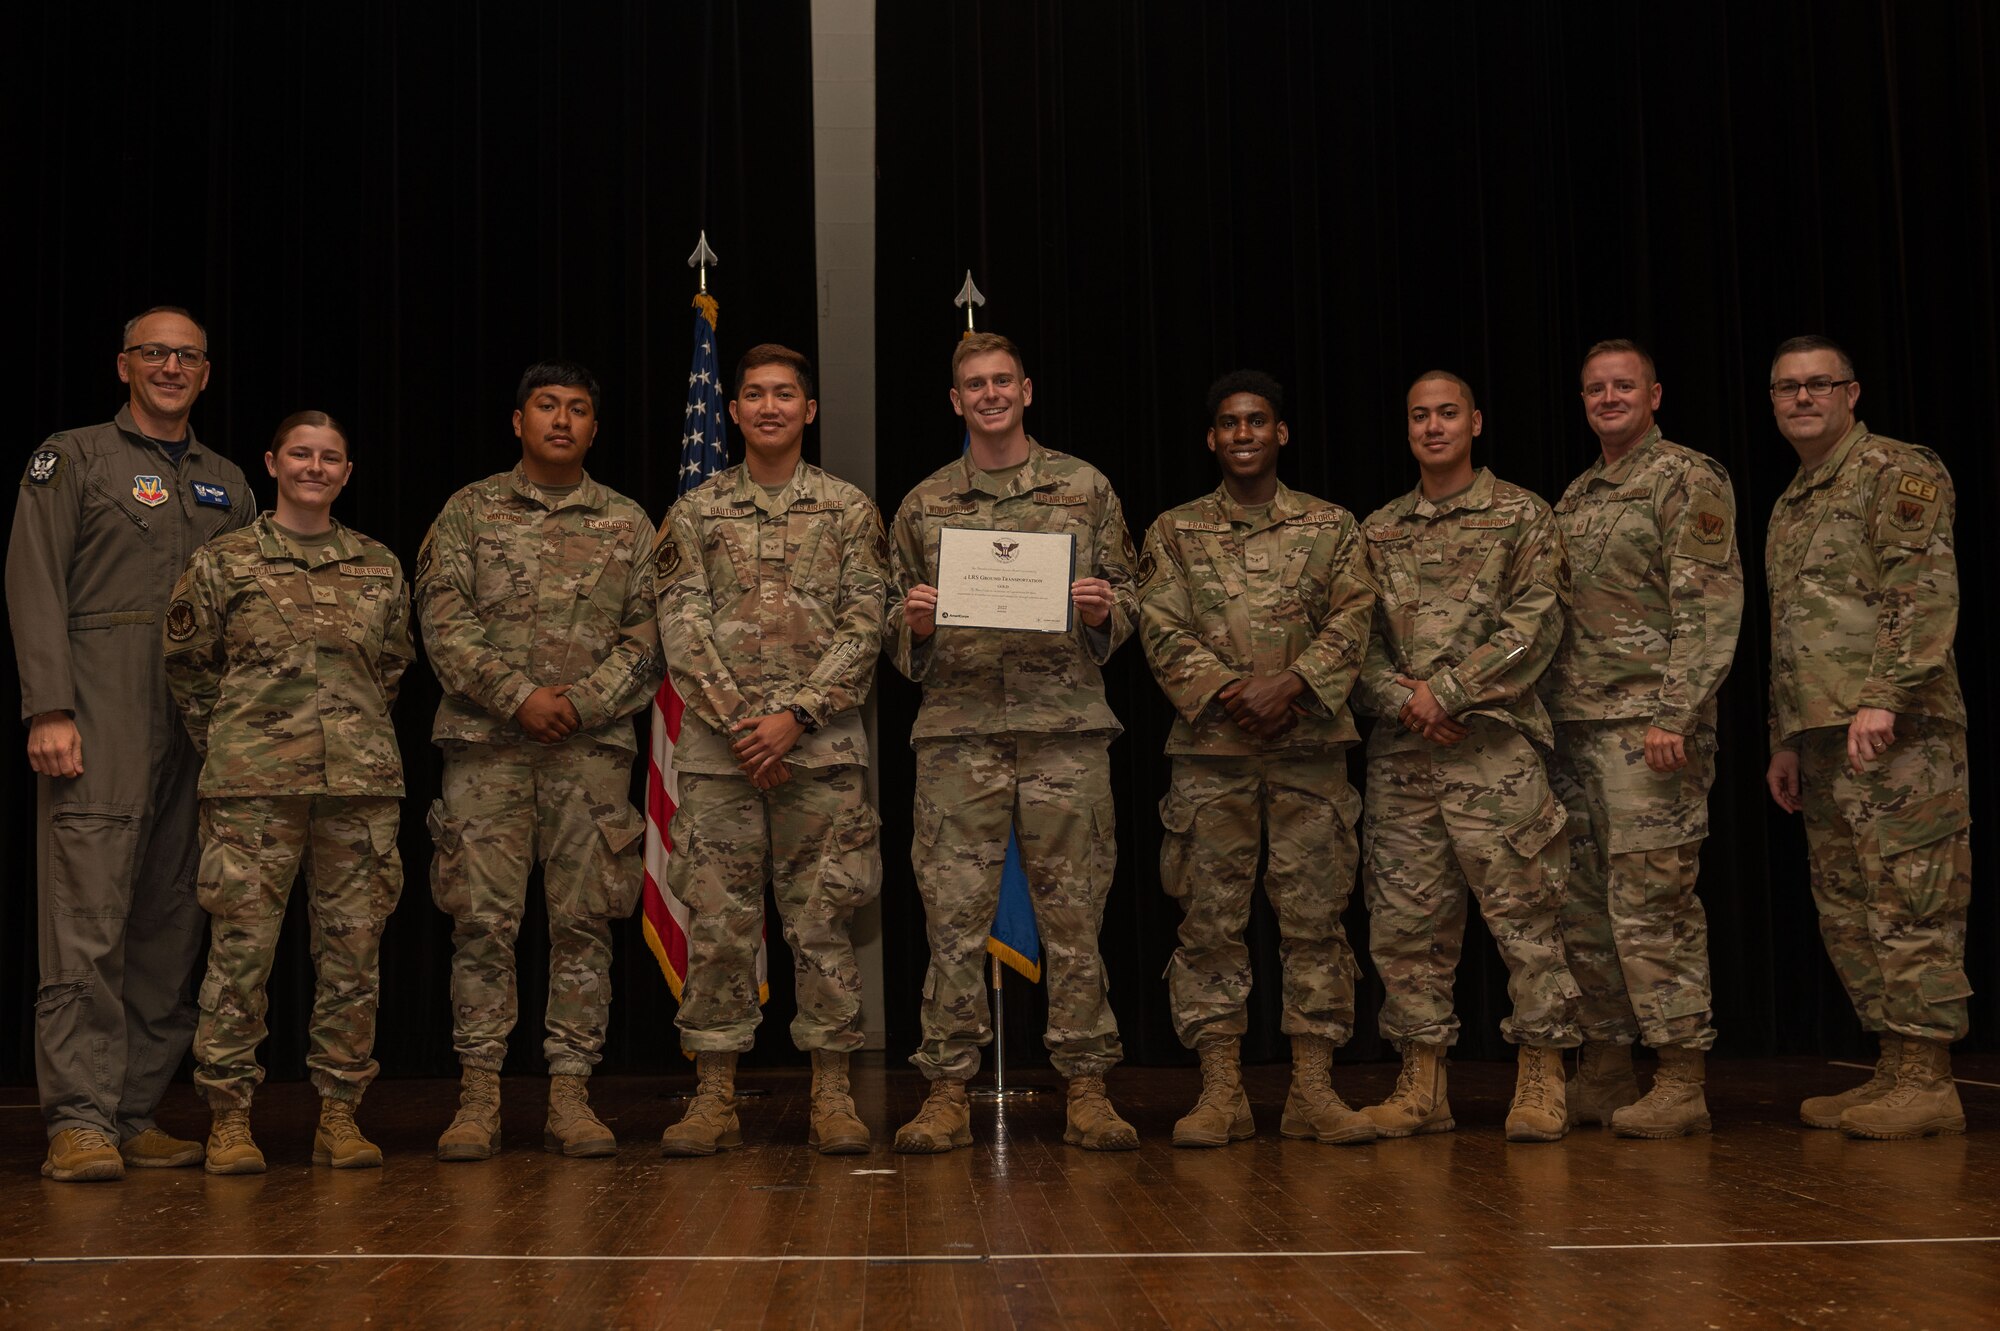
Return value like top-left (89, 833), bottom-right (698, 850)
top-left (955, 269), bottom-right (1033, 1104)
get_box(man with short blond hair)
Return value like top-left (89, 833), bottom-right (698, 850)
top-left (7, 306), bottom-right (255, 1181)
top-left (887, 331), bottom-right (1142, 1153)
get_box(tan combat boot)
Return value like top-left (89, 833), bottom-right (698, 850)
top-left (1280, 1033), bottom-right (1376, 1145)
top-left (660, 1051), bottom-right (743, 1157)
top-left (1505, 1045), bottom-right (1569, 1142)
top-left (1065, 1075), bottom-right (1140, 1150)
top-left (204, 1108), bottom-right (267, 1175)
top-left (1839, 1038), bottom-right (1966, 1141)
top-left (313, 1098), bottom-right (383, 1169)
top-left (1610, 1044), bottom-right (1710, 1138)
top-left (120, 1127), bottom-right (204, 1169)
top-left (1566, 1041), bottom-right (1640, 1127)
top-left (893, 1077), bottom-right (972, 1153)
top-left (437, 1066), bottom-right (502, 1162)
top-left (545, 1074), bottom-right (617, 1157)
top-left (42, 1127), bottom-right (125, 1182)
top-left (1801, 1034), bottom-right (1901, 1129)
top-left (807, 1049), bottom-right (871, 1155)
top-left (1362, 1042), bottom-right (1454, 1138)
top-left (1173, 1038), bottom-right (1255, 1148)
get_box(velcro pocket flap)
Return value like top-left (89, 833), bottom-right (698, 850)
top-left (1503, 791), bottom-right (1567, 860)
top-left (1874, 787), bottom-right (1970, 858)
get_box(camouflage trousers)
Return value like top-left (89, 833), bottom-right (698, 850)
top-left (1159, 752), bottom-right (1362, 1048)
top-left (1799, 718), bottom-right (1973, 1043)
top-left (909, 733), bottom-right (1122, 1080)
top-left (669, 764), bottom-right (881, 1053)
top-left (1363, 718), bottom-right (1580, 1048)
top-left (1551, 720), bottom-right (1717, 1050)
top-left (430, 739), bottom-right (645, 1075)
top-left (192, 796), bottom-right (403, 1109)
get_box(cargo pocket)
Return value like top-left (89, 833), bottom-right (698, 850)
top-left (912, 789), bottom-right (947, 870)
top-left (1157, 787), bottom-right (1200, 900)
top-left (1503, 791), bottom-right (1568, 908)
top-left (1876, 787), bottom-right (1971, 920)
top-left (1088, 793), bottom-right (1118, 892)
top-left (196, 801), bottom-right (286, 920)
top-left (360, 803), bottom-right (405, 918)
top-left (584, 804), bottom-right (647, 918)
top-left (821, 802), bottom-right (884, 908)
top-left (427, 798), bottom-right (469, 916)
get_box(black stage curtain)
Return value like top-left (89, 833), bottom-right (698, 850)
top-left (2, 1), bottom-right (821, 1082)
top-left (874, 0), bottom-right (2000, 1068)
top-left (4, 2), bottom-right (1996, 1090)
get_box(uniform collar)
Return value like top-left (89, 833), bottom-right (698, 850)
top-left (1396, 466), bottom-right (1496, 520)
top-left (949, 437), bottom-right (1058, 499)
top-left (1205, 479), bottom-right (1310, 535)
top-left (115, 404), bottom-right (208, 461)
top-left (1782, 420), bottom-right (1871, 500)
top-left (507, 462), bottom-right (607, 512)
top-left (720, 460), bottom-right (827, 516)
top-left (1587, 425), bottom-right (1663, 486)
top-left (253, 512), bottom-right (366, 568)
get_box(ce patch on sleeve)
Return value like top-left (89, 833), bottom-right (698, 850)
top-left (1882, 471), bottom-right (1942, 546)
top-left (1676, 489), bottom-right (1734, 564)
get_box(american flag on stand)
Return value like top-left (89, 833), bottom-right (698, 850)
top-left (640, 290), bottom-right (768, 1004)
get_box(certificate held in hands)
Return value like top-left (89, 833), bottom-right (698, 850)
top-left (934, 526), bottom-right (1076, 633)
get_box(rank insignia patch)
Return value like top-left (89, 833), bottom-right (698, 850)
top-left (165, 601), bottom-right (198, 642)
top-left (24, 449), bottom-right (61, 487)
top-left (132, 475), bottom-right (170, 507)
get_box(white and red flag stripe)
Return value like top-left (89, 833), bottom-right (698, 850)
top-left (639, 290), bottom-right (768, 1004)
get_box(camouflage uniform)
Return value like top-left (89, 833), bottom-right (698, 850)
top-left (1356, 468), bottom-right (1579, 1049)
top-left (657, 462), bottom-right (888, 1053)
top-left (417, 465), bottom-right (661, 1075)
top-left (887, 440), bottom-right (1135, 1080)
top-left (163, 516), bottom-right (412, 1108)
top-left (1767, 422), bottom-right (1971, 1043)
top-left (1544, 427), bottom-right (1742, 1050)
top-left (1137, 483), bottom-right (1374, 1049)
top-left (6, 407), bottom-right (254, 1142)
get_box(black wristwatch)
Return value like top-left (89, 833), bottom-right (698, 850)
top-left (787, 704), bottom-right (819, 734)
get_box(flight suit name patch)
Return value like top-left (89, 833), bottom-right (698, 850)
top-left (191, 482), bottom-right (231, 508)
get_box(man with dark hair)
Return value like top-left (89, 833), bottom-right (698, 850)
top-left (887, 331), bottom-right (1142, 1152)
top-left (1354, 372), bottom-right (1580, 1142)
top-left (1543, 339), bottom-right (1742, 1139)
top-left (656, 344), bottom-right (888, 1156)
top-left (1764, 336), bottom-right (1971, 1140)
top-left (1139, 371), bottom-right (1378, 1147)
top-left (7, 307), bottom-right (255, 1181)
top-left (418, 360), bottom-right (663, 1161)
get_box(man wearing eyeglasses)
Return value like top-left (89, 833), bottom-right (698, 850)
top-left (1542, 340), bottom-right (1742, 1139)
top-left (1764, 335), bottom-right (1970, 1141)
top-left (6, 306), bottom-right (255, 1181)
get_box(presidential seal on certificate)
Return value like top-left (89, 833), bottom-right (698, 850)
top-left (934, 526), bottom-right (1076, 633)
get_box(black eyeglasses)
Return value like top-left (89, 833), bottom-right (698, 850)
top-left (122, 343), bottom-right (209, 369)
top-left (1768, 377), bottom-right (1852, 399)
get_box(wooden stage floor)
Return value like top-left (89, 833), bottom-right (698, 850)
top-left (1, 1056), bottom-right (1995, 1329)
